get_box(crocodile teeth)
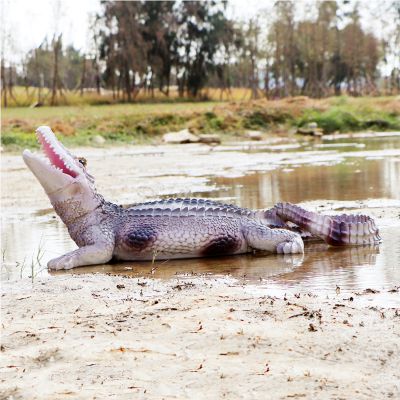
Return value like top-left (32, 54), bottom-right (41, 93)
top-left (36, 127), bottom-right (79, 177)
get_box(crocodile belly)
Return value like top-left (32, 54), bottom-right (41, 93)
top-left (113, 216), bottom-right (248, 261)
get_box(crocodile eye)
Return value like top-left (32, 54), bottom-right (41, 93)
top-left (78, 157), bottom-right (87, 167)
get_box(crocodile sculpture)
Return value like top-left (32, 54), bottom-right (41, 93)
top-left (22, 126), bottom-right (381, 270)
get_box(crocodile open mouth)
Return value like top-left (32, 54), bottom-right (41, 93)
top-left (36, 127), bottom-right (78, 178)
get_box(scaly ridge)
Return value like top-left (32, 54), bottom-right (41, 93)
top-left (127, 198), bottom-right (255, 219)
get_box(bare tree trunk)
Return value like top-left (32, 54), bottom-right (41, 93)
top-left (166, 69), bottom-right (170, 97)
top-left (117, 73), bottom-right (122, 100)
top-left (124, 65), bottom-right (131, 102)
top-left (51, 36), bottom-right (61, 106)
top-left (95, 61), bottom-right (101, 95)
top-left (1, 60), bottom-right (7, 108)
top-left (79, 57), bottom-right (86, 96)
top-left (264, 61), bottom-right (270, 99)
top-left (150, 77), bottom-right (155, 99)
top-left (7, 64), bottom-right (17, 104)
top-left (250, 55), bottom-right (258, 100)
top-left (178, 68), bottom-right (185, 98)
top-left (111, 71), bottom-right (116, 100)
top-left (95, 74), bottom-right (100, 95)
top-left (38, 73), bottom-right (44, 104)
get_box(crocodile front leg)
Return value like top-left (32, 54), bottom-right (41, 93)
top-left (243, 221), bottom-right (304, 254)
top-left (48, 244), bottom-right (114, 270)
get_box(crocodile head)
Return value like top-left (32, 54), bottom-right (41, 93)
top-left (23, 126), bottom-right (101, 217)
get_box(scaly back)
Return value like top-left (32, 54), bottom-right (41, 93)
top-left (126, 198), bottom-right (255, 218)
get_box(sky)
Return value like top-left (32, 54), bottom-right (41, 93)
top-left (1, 0), bottom-right (397, 67)
top-left (1, 0), bottom-right (102, 60)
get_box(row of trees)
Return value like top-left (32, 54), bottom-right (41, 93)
top-left (99, 1), bottom-right (237, 99)
top-left (2, 0), bottom-right (400, 105)
top-left (98, 0), bottom-right (400, 99)
top-left (260, 2), bottom-right (383, 98)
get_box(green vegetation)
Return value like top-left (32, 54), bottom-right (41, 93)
top-left (1, 102), bottom-right (217, 149)
top-left (297, 97), bottom-right (400, 133)
top-left (2, 96), bottom-right (399, 151)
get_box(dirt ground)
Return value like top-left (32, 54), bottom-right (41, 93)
top-left (1, 274), bottom-right (399, 399)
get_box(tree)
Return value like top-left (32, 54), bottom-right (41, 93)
top-left (141, 1), bottom-right (176, 96)
top-left (99, 1), bottom-right (148, 101)
top-left (50, 34), bottom-right (66, 105)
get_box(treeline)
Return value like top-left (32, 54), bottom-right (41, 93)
top-left (100, 1), bottom-right (236, 99)
top-left (2, 0), bottom-right (400, 106)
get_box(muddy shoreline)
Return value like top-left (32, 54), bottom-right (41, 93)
top-left (2, 136), bottom-right (400, 289)
top-left (1, 274), bottom-right (399, 399)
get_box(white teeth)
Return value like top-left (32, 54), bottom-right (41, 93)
top-left (37, 129), bottom-right (81, 176)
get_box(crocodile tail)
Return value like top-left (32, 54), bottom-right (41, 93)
top-left (272, 202), bottom-right (381, 246)
top-left (261, 208), bottom-right (287, 228)
top-left (257, 207), bottom-right (313, 239)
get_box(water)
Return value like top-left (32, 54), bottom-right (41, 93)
top-left (2, 134), bottom-right (400, 301)
top-left (190, 157), bottom-right (399, 207)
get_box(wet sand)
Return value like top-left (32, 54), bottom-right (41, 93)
top-left (1, 275), bottom-right (399, 399)
top-left (1, 137), bottom-right (400, 398)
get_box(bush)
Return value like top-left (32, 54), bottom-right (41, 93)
top-left (243, 111), bottom-right (270, 129)
top-left (298, 109), bottom-right (361, 133)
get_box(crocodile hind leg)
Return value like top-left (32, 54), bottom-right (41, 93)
top-left (271, 203), bottom-right (381, 246)
top-left (243, 220), bottom-right (304, 254)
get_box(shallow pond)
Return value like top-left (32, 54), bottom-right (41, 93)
top-left (2, 134), bottom-right (400, 302)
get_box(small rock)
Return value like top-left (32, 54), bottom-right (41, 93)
top-left (198, 134), bottom-right (221, 144)
top-left (245, 130), bottom-right (263, 141)
top-left (308, 122), bottom-right (318, 130)
top-left (163, 129), bottom-right (199, 144)
top-left (92, 135), bottom-right (106, 145)
top-left (30, 102), bottom-right (43, 108)
top-left (363, 288), bottom-right (380, 294)
top-left (313, 129), bottom-right (323, 137)
top-left (297, 128), bottom-right (310, 134)
top-left (297, 122), bottom-right (323, 136)
top-left (308, 323), bottom-right (317, 332)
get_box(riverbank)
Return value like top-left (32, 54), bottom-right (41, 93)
top-left (2, 133), bottom-right (400, 398)
top-left (2, 96), bottom-right (400, 150)
top-left (1, 274), bottom-right (399, 399)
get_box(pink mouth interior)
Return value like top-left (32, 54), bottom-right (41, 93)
top-left (38, 134), bottom-right (78, 178)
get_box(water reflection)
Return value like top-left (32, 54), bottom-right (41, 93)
top-left (50, 229), bottom-right (400, 298)
top-left (52, 241), bottom-right (379, 287)
top-left (186, 158), bottom-right (400, 208)
top-left (2, 135), bottom-right (400, 296)
top-left (53, 252), bottom-right (303, 280)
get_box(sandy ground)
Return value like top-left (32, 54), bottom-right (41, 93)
top-left (1, 274), bottom-right (400, 399)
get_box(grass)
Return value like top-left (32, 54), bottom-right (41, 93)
top-left (1, 102), bottom-right (218, 149)
top-left (3, 86), bottom-right (255, 107)
top-left (2, 95), bottom-right (400, 150)
top-left (296, 96), bottom-right (400, 133)
top-left (1, 239), bottom-right (46, 281)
